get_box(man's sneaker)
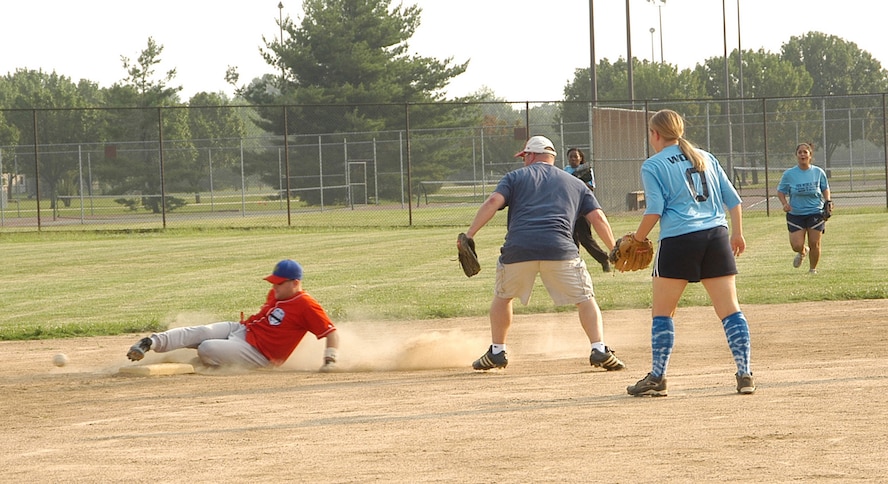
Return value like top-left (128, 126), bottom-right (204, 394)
top-left (792, 246), bottom-right (808, 268)
top-left (472, 346), bottom-right (508, 370)
top-left (808, 269), bottom-right (818, 275)
top-left (589, 346), bottom-right (626, 371)
top-left (627, 373), bottom-right (668, 397)
top-left (126, 337), bottom-right (153, 361)
top-left (736, 373), bottom-right (756, 394)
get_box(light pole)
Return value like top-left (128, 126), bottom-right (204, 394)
top-left (647, 0), bottom-right (665, 63)
top-left (589, 0), bottom-right (597, 103)
top-left (625, 0), bottom-right (634, 103)
top-left (722, 0), bottom-right (733, 174)
top-left (278, 2), bottom-right (285, 92)
top-left (737, 0), bottom-right (749, 179)
top-left (649, 27), bottom-right (656, 62)
top-left (588, 0), bottom-right (597, 166)
top-left (737, 0), bottom-right (743, 99)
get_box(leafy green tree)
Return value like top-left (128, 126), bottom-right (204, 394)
top-left (693, 48), bottom-right (814, 171)
top-left (230, 0), bottom-right (474, 204)
top-left (469, 87), bottom-right (525, 176)
top-left (0, 75), bottom-right (22, 199)
top-left (734, 48), bottom-right (813, 99)
top-left (781, 32), bottom-right (888, 97)
top-left (97, 37), bottom-right (194, 213)
top-left (185, 92), bottom-right (248, 200)
top-left (780, 31), bottom-right (888, 166)
top-left (559, 58), bottom-right (707, 151)
top-left (0, 109), bottom-right (20, 202)
top-left (0, 69), bottom-right (103, 210)
top-left (562, 58), bottom-right (706, 105)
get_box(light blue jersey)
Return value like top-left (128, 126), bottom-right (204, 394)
top-left (641, 145), bottom-right (741, 240)
top-left (777, 165), bottom-right (829, 216)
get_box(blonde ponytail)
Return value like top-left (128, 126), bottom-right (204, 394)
top-left (650, 109), bottom-right (707, 172)
top-left (678, 138), bottom-right (707, 173)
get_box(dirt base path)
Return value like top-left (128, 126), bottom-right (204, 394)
top-left (3, 300), bottom-right (887, 482)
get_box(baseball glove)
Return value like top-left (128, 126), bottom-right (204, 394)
top-left (457, 233), bottom-right (481, 277)
top-left (608, 233), bottom-right (654, 272)
top-left (822, 200), bottom-right (834, 221)
top-left (572, 163), bottom-right (594, 185)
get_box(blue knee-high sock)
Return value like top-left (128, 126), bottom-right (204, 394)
top-left (722, 311), bottom-right (752, 375)
top-left (651, 316), bottom-right (674, 378)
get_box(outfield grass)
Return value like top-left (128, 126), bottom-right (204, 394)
top-left (1, 210), bottom-right (885, 340)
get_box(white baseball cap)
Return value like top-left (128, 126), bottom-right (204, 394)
top-left (514, 135), bottom-right (557, 158)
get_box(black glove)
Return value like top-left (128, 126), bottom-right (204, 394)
top-left (457, 233), bottom-right (480, 277)
top-left (822, 200), bottom-right (833, 220)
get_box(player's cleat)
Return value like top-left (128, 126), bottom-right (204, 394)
top-left (126, 337), bottom-right (153, 361)
top-left (736, 373), bottom-right (756, 394)
top-left (808, 269), bottom-right (818, 275)
top-left (627, 373), bottom-right (668, 397)
top-left (472, 346), bottom-right (508, 370)
top-left (792, 246), bottom-right (808, 268)
top-left (589, 346), bottom-right (625, 371)
top-left (319, 355), bottom-right (337, 373)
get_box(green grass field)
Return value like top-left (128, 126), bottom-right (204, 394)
top-left (1, 210), bottom-right (885, 340)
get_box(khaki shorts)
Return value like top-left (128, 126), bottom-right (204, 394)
top-left (494, 258), bottom-right (594, 306)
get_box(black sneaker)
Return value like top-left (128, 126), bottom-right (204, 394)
top-left (627, 373), bottom-right (668, 397)
top-left (589, 346), bottom-right (625, 371)
top-left (736, 373), bottom-right (756, 394)
top-left (472, 346), bottom-right (508, 370)
top-left (126, 337), bottom-right (153, 361)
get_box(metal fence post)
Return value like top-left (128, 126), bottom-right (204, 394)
top-left (157, 107), bottom-right (167, 229)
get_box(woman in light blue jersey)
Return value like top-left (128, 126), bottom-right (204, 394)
top-left (777, 143), bottom-right (831, 274)
top-left (625, 109), bottom-right (755, 397)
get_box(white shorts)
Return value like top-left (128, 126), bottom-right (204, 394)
top-left (494, 257), bottom-right (594, 306)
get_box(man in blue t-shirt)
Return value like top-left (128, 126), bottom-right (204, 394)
top-left (457, 135), bottom-right (626, 372)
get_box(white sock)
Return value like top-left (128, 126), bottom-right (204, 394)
top-left (591, 342), bottom-right (606, 353)
top-left (491, 344), bottom-right (506, 355)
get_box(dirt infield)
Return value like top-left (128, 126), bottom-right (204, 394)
top-left (3, 300), bottom-right (887, 483)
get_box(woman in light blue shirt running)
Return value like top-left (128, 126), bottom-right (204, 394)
top-left (777, 143), bottom-right (831, 274)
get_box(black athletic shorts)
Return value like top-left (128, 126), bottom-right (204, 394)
top-left (786, 213), bottom-right (826, 233)
top-left (653, 226), bottom-right (737, 282)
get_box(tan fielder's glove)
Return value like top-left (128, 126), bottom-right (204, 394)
top-left (608, 233), bottom-right (654, 272)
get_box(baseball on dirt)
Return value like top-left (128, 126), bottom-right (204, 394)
top-left (52, 353), bottom-right (69, 367)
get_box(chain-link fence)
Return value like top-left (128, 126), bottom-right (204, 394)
top-left (2, 95), bottom-right (886, 231)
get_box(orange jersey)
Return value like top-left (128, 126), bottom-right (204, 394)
top-left (242, 290), bottom-right (336, 366)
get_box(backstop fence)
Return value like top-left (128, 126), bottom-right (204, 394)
top-left (2, 94), bottom-right (887, 232)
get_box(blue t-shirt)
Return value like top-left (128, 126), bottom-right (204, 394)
top-left (641, 145), bottom-right (742, 240)
top-left (495, 162), bottom-right (601, 263)
top-left (777, 165), bottom-right (829, 216)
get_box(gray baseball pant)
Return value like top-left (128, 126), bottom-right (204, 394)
top-left (150, 322), bottom-right (270, 368)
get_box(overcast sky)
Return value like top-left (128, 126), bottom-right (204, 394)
top-left (1, 1), bottom-right (885, 102)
